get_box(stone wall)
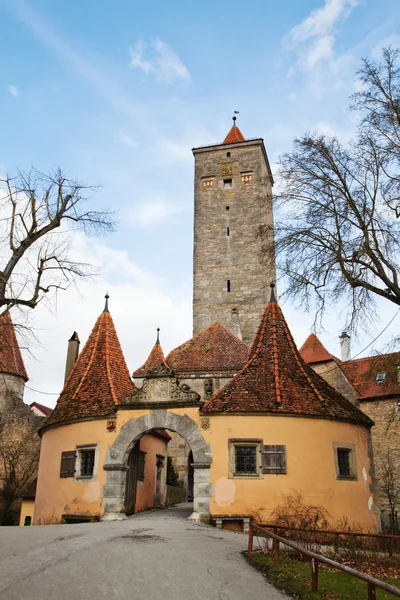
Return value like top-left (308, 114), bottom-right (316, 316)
top-left (167, 431), bottom-right (190, 490)
top-left (192, 140), bottom-right (276, 345)
top-left (311, 361), bottom-right (359, 405)
top-left (360, 398), bottom-right (400, 528)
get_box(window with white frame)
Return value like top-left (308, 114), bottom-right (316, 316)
top-left (333, 442), bottom-right (357, 480)
top-left (228, 439), bottom-right (263, 478)
top-left (75, 445), bottom-right (98, 480)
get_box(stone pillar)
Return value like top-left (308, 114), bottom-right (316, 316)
top-left (188, 463), bottom-right (212, 524)
top-left (101, 464), bottom-right (128, 521)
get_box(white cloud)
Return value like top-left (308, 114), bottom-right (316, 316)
top-left (129, 39), bottom-right (190, 84)
top-left (129, 198), bottom-right (183, 228)
top-left (119, 134), bottom-right (137, 148)
top-left (7, 84), bottom-right (19, 97)
top-left (372, 35), bottom-right (400, 59)
top-left (21, 232), bottom-right (192, 407)
top-left (287, 0), bottom-right (360, 73)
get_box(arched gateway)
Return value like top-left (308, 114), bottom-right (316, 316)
top-left (102, 409), bottom-right (212, 522)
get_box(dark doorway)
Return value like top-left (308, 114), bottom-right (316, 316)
top-left (125, 441), bottom-right (140, 515)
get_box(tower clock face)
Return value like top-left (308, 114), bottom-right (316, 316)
top-left (221, 163), bottom-right (233, 176)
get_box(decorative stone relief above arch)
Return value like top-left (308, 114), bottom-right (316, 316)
top-left (102, 409), bottom-right (212, 523)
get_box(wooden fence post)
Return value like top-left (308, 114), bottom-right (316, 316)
top-left (248, 525), bottom-right (254, 554)
top-left (368, 582), bottom-right (376, 599)
top-left (311, 559), bottom-right (319, 593)
top-left (273, 538), bottom-right (279, 567)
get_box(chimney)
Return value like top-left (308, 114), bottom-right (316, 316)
top-left (64, 331), bottom-right (80, 382)
top-left (229, 308), bottom-right (242, 340)
top-left (339, 331), bottom-right (351, 362)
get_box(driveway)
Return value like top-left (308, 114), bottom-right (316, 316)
top-left (0, 503), bottom-right (288, 600)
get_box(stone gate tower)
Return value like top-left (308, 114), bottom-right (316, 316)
top-left (192, 119), bottom-right (276, 345)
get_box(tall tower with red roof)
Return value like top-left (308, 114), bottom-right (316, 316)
top-left (192, 117), bottom-right (276, 345)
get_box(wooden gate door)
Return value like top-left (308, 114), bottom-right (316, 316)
top-left (125, 442), bottom-right (140, 515)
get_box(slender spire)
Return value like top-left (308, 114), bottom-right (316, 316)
top-left (156, 327), bottom-right (160, 345)
top-left (270, 282), bottom-right (276, 302)
top-left (223, 112), bottom-right (245, 144)
top-left (104, 292), bottom-right (109, 313)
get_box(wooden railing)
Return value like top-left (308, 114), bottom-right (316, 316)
top-left (259, 523), bottom-right (400, 556)
top-left (248, 523), bottom-right (400, 599)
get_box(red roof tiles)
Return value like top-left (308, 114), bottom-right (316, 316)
top-left (341, 353), bottom-right (400, 400)
top-left (223, 125), bottom-right (245, 144)
top-left (166, 322), bottom-right (249, 376)
top-left (44, 307), bottom-right (133, 429)
top-left (299, 333), bottom-right (335, 364)
top-left (29, 402), bottom-right (53, 417)
top-left (0, 311), bottom-right (28, 381)
top-left (202, 297), bottom-right (372, 427)
top-left (133, 338), bottom-right (172, 377)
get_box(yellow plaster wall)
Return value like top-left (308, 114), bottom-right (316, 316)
top-left (19, 499), bottom-right (35, 526)
top-left (135, 434), bottom-right (167, 512)
top-left (34, 408), bottom-right (201, 525)
top-left (34, 419), bottom-right (113, 524)
top-left (204, 415), bottom-right (377, 531)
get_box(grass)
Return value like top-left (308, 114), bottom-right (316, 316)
top-left (247, 552), bottom-right (400, 599)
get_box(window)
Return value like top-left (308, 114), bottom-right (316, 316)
top-left (226, 152), bottom-right (231, 157)
top-left (229, 439), bottom-right (263, 479)
top-left (227, 279), bottom-right (231, 292)
top-left (376, 371), bottom-right (386, 383)
top-left (337, 449), bottom-right (351, 477)
top-left (227, 227), bottom-right (230, 236)
top-left (333, 443), bottom-right (357, 480)
top-left (223, 178), bottom-right (233, 189)
top-left (226, 206), bottom-right (230, 211)
top-left (80, 449), bottom-right (95, 477)
top-left (76, 445), bottom-right (98, 480)
top-left (261, 445), bottom-right (287, 474)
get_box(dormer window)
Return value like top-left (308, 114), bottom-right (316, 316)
top-left (376, 371), bottom-right (386, 383)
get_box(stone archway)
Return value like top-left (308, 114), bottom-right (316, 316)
top-left (102, 410), bottom-right (212, 523)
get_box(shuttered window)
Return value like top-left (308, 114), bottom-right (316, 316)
top-left (138, 451), bottom-right (146, 481)
top-left (60, 451), bottom-right (76, 478)
top-left (261, 445), bottom-right (286, 474)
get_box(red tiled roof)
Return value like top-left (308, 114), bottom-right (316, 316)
top-left (0, 311), bottom-right (28, 381)
top-left (29, 402), bottom-right (53, 417)
top-left (299, 333), bottom-right (335, 364)
top-left (341, 353), bottom-right (400, 400)
top-left (166, 323), bottom-right (249, 376)
top-left (133, 337), bottom-right (172, 377)
top-left (44, 306), bottom-right (133, 429)
top-left (223, 125), bottom-right (245, 144)
top-left (202, 296), bottom-right (373, 427)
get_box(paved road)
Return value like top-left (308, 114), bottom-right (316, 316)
top-left (0, 503), bottom-right (288, 600)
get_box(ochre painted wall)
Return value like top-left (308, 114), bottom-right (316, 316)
top-left (19, 499), bottom-right (35, 526)
top-left (34, 408), bottom-right (200, 524)
top-left (135, 434), bottom-right (167, 512)
top-left (204, 415), bottom-right (377, 531)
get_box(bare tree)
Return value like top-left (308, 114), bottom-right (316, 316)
top-left (0, 417), bottom-right (40, 525)
top-left (376, 450), bottom-right (400, 534)
top-left (0, 168), bottom-right (115, 317)
top-left (274, 48), bottom-right (400, 331)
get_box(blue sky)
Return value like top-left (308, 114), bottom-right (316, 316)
top-left (1, 0), bottom-right (400, 406)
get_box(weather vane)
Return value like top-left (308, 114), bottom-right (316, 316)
top-left (233, 110), bottom-right (239, 124)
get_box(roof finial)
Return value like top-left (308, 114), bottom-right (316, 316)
top-left (156, 327), bottom-right (160, 344)
top-left (104, 292), bottom-right (110, 313)
top-left (233, 110), bottom-right (239, 125)
top-left (270, 282), bottom-right (276, 302)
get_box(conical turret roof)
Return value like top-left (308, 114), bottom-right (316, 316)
top-left (202, 289), bottom-right (373, 427)
top-left (0, 311), bottom-right (28, 381)
top-left (44, 299), bottom-right (133, 429)
top-left (133, 329), bottom-right (173, 377)
top-left (299, 333), bottom-right (336, 364)
top-left (223, 124), bottom-right (245, 144)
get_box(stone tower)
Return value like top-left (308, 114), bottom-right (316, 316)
top-left (192, 119), bottom-right (276, 345)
